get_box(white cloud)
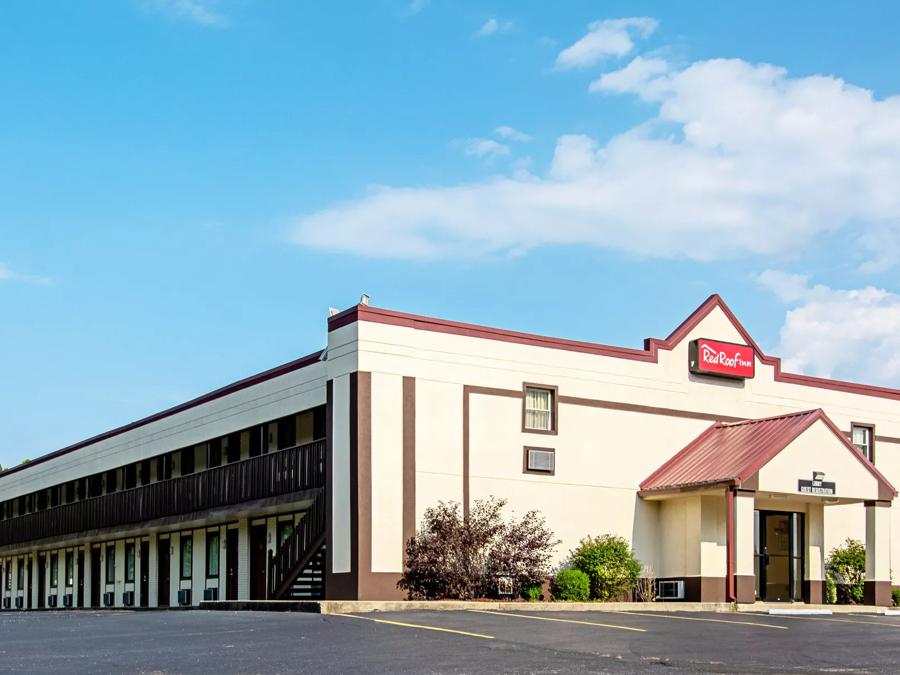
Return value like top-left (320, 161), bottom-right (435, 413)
top-left (0, 263), bottom-right (51, 286)
top-left (141, 0), bottom-right (228, 28)
top-left (453, 138), bottom-right (510, 160)
top-left (477, 17), bottom-right (513, 38)
top-left (757, 272), bottom-right (900, 385)
top-left (494, 126), bottom-right (532, 142)
top-left (290, 57), bottom-right (900, 268)
top-left (589, 56), bottom-right (669, 93)
top-left (556, 17), bottom-right (658, 69)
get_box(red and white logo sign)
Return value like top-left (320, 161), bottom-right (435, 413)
top-left (690, 339), bottom-right (755, 379)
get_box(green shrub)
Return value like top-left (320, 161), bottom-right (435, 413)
top-left (570, 535), bottom-right (641, 601)
top-left (891, 588), bottom-right (900, 608)
top-left (552, 569), bottom-right (590, 601)
top-left (825, 576), bottom-right (837, 604)
top-left (825, 539), bottom-right (866, 605)
top-left (521, 582), bottom-right (543, 602)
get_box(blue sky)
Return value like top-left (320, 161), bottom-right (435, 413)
top-left (2, 0), bottom-right (900, 468)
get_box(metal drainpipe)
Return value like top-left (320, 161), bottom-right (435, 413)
top-left (726, 486), bottom-right (735, 602)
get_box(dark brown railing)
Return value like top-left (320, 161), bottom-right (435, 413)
top-left (267, 490), bottom-right (326, 599)
top-left (0, 439), bottom-right (325, 548)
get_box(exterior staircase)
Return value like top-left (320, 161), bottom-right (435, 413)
top-left (268, 491), bottom-right (326, 600)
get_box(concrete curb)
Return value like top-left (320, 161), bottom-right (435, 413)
top-left (201, 600), bottom-right (730, 614)
top-left (197, 600), bottom-right (899, 615)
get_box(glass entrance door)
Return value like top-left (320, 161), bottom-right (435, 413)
top-left (755, 511), bottom-right (804, 602)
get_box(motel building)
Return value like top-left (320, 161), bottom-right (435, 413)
top-left (0, 294), bottom-right (898, 610)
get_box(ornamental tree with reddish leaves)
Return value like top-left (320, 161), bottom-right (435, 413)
top-left (398, 497), bottom-right (558, 600)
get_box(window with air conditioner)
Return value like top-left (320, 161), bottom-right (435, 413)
top-left (524, 447), bottom-right (555, 475)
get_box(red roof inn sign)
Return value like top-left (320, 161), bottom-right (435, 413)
top-left (689, 339), bottom-right (755, 380)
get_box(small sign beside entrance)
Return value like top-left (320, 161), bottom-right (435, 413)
top-left (689, 339), bottom-right (755, 379)
top-left (799, 471), bottom-right (836, 496)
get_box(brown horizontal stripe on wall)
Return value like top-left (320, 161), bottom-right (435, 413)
top-left (558, 395), bottom-right (744, 423)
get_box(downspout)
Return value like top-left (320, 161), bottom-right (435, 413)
top-left (726, 486), bottom-right (735, 602)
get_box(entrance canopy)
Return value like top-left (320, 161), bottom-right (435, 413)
top-left (639, 409), bottom-right (896, 502)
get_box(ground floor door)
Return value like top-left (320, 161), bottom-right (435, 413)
top-left (755, 510), bottom-right (804, 602)
top-left (90, 548), bottom-right (101, 607)
top-left (226, 529), bottom-right (239, 600)
top-left (139, 541), bottom-right (149, 608)
top-left (37, 555), bottom-right (46, 609)
top-left (77, 551), bottom-right (85, 608)
top-left (250, 524), bottom-right (268, 600)
top-left (158, 541), bottom-right (170, 607)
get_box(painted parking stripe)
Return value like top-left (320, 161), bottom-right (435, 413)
top-left (332, 613), bottom-right (494, 639)
top-left (765, 614), bottom-right (900, 629)
top-left (609, 611), bottom-right (787, 630)
top-left (467, 609), bottom-right (646, 633)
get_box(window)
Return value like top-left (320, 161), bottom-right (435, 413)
top-left (17, 558), bottom-right (24, 589)
top-left (125, 543), bottom-right (135, 583)
top-left (50, 553), bottom-right (59, 588)
top-left (226, 433), bottom-right (241, 463)
top-left (65, 551), bottom-right (74, 587)
top-left (206, 532), bottom-right (220, 578)
top-left (524, 386), bottom-right (556, 433)
top-left (278, 521), bottom-right (294, 547)
top-left (180, 535), bottom-right (193, 580)
top-left (105, 545), bottom-right (115, 585)
top-left (852, 424), bottom-right (874, 462)
top-left (5, 562), bottom-right (10, 590)
top-left (524, 447), bottom-right (555, 475)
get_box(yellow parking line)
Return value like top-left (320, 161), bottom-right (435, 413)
top-left (467, 609), bottom-right (646, 633)
top-left (609, 611), bottom-right (787, 630)
top-left (769, 614), bottom-right (900, 629)
top-left (333, 613), bottom-right (494, 639)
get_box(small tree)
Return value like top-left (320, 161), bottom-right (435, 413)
top-left (570, 534), bottom-right (641, 601)
top-left (398, 497), bottom-right (558, 600)
top-left (482, 508), bottom-right (557, 599)
top-left (826, 538), bottom-right (866, 604)
top-left (634, 565), bottom-right (658, 602)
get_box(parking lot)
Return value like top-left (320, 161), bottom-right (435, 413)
top-left (2, 608), bottom-right (900, 674)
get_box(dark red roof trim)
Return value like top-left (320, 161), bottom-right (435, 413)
top-left (330, 295), bottom-right (900, 403)
top-left (0, 350), bottom-right (324, 480)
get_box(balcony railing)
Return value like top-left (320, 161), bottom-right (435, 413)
top-left (0, 439), bottom-right (326, 548)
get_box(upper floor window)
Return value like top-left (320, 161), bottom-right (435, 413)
top-left (852, 424), bottom-right (874, 462)
top-left (524, 386), bottom-right (556, 433)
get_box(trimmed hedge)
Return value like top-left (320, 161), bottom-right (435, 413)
top-left (552, 569), bottom-right (590, 601)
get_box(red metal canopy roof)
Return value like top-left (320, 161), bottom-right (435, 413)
top-left (640, 409), bottom-right (897, 497)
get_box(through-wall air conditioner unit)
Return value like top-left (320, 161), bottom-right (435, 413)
top-left (122, 591), bottom-right (135, 607)
top-left (47, 595), bottom-right (58, 608)
top-left (203, 588), bottom-right (218, 601)
top-left (177, 589), bottom-right (192, 606)
top-left (103, 592), bottom-right (115, 607)
top-left (63, 594), bottom-right (73, 608)
top-left (15, 597), bottom-right (24, 609)
top-left (2, 597), bottom-right (10, 609)
top-left (657, 580), bottom-right (685, 600)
